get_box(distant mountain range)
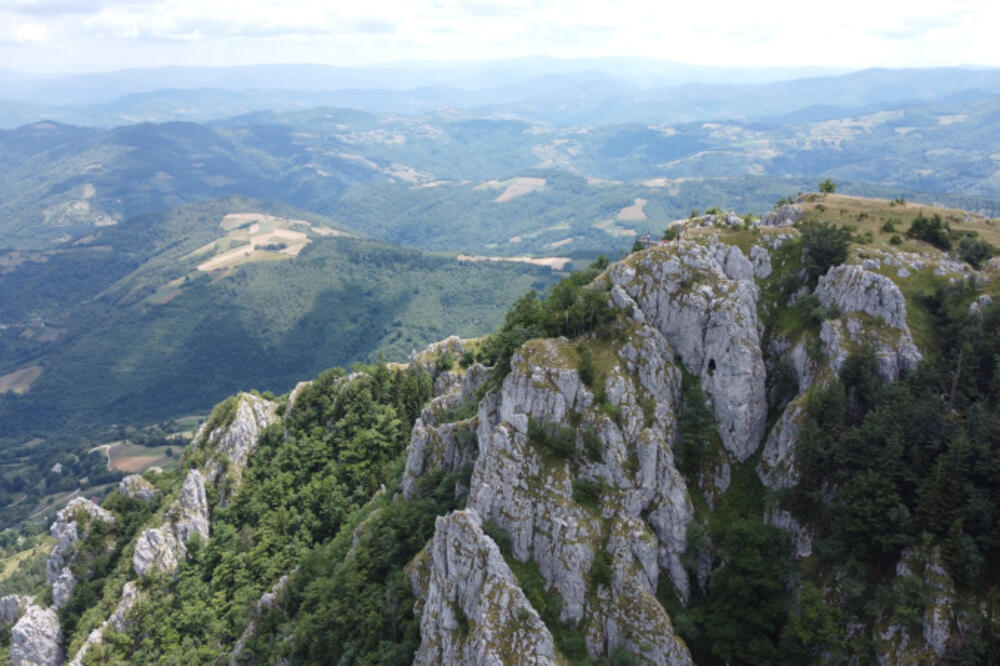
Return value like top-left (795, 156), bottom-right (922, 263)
top-left (1, 62), bottom-right (999, 128)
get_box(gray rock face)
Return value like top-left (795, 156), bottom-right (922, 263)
top-left (816, 265), bottom-right (922, 381)
top-left (409, 509), bottom-right (560, 666)
top-left (10, 601), bottom-right (63, 666)
top-left (0, 594), bottom-right (25, 626)
top-left (816, 265), bottom-right (908, 330)
top-left (132, 469), bottom-right (209, 576)
top-left (757, 400), bottom-right (805, 491)
top-left (609, 242), bottom-right (768, 461)
top-left (462, 322), bottom-right (695, 662)
top-left (119, 474), bottom-right (159, 502)
top-left (202, 393), bottom-right (278, 487)
top-left (401, 364), bottom-right (490, 499)
top-left (47, 498), bottom-right (116, 609)
top-left (750, 244), bottom-right (772, 279)
top-left (410, 335), bottom-right (466, 380)
top-left (760, 204), bottom-right (803, 227)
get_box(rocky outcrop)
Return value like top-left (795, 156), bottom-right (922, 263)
top-left (0, 594), bottom-right (26, 626)
top-left (201, 393), bottom-right (279, 488)
top-left (815, 265), bottom-right (921, 382)
top-left (133, 469), bottom-right (209, 576)
top-left (760, 204), bottom-right (803, 227)
top-left (756, 400), bottom-right (805, 491)
top-left (401, 364), bottom-right (489, 499)
top-left (68, 581), bottom-right (140, 666)
top-left (119, 474), bottom-right (159, 502)
top-left (609, 242), bottom-right (767, 462)
top-left (47, 498), bottom-right (116, 609)
top-left (816, 265), bottom-right (909, 330)
top-left (749, 244), bottom-right (772, 279)
top-left (408, 509), bottom-right (560, 666)
top-left (876, 548), bottom-right (958, 664)
top-left (10, 601), bottom-right (63, 666)
top-left (461, 319), bottom-right (695, 662)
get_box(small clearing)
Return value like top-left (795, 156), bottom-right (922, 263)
top-left (0, 366), bottom-right (42, 395)
top-left (311, 225), bottom-right (351, 237)
top-left (617, 198), bottom-right (648, 221)
top-left (220, 213), bottom-right (310, 231)
top-left (476, 177), bottom-right (547, 203)
top-left (0, 538), bottom-right (55, 582)
top-left (937, 114), bottom-right (969, 125)
top-left (545, 238), bottom-right (574, 249)
top-left (593, 218), bottom-right (637, 237)
top-left (456, 254), bottom-right (571, 271)
top-left (107, 443), bottom-right (181, 473)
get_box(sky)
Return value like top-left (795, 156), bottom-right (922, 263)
top-left (0, 0), bottom-right (997, 74)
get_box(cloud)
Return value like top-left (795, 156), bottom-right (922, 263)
top-left (0, 0), bottom-right (106, 15)
top-left (345, 17), bottom-right (397, 34)
top-left (873, 15), bottom-right (964, 40)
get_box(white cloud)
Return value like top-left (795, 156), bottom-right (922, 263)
top-left (0, 0), bottom-right (996, 72)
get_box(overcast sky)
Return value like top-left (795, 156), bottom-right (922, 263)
top-left (0, 0), bottom-right (996, 74)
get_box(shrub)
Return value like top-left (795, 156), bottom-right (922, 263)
top-left (881, 218), bottom-right (900, 233)
top-left (435, 351), bottom-right (454, 372)
top-left (957, 236), bottom-right (997, 269)
top-left (576, 343), bottom-right (595, 388)
top-left (590, 548), bottom-right (613, 587)
top-left (527, 419), bottom-right (578, 460)
top-left (581, 427), bottom-right (605, 462)
top-left (819, 178), bottom-right (836, 193)
top-left (662, 225), bottom-right (681, 241)
top-left (572, 477), bottom-right (604, 511)
top-left (800, 220), bottom-right (852, 286)
top-left (889, 234), bottom-right (903, 245)
top-left (906, 213), bottom-right (952, 250)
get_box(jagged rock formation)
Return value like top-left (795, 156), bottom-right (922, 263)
top-left (401, 363), bottom-right (489, 499)
top-left (760, 204), bottom-right (803, 227)
top-left (70, 393), bottom-right (278, 661)
top-left (815, 265), bottom-right (921, 381)
top-left (47, 498), bottom-right (116, 609)
top-left (132, 469), bottom-right (209, 576)
top-left (409, 509), bottom-right (560, 665)
top-left (609, 242), bottom-right (767, 462)
top-left (119, 474), bottom-right (159, 502)
top-left (10, 601), bottom-right (63, 666)
top-left (200, 392), bottom-right (279, 488)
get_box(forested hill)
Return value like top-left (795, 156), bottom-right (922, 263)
top-left (1, 192), bottom-right (1000, 664)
